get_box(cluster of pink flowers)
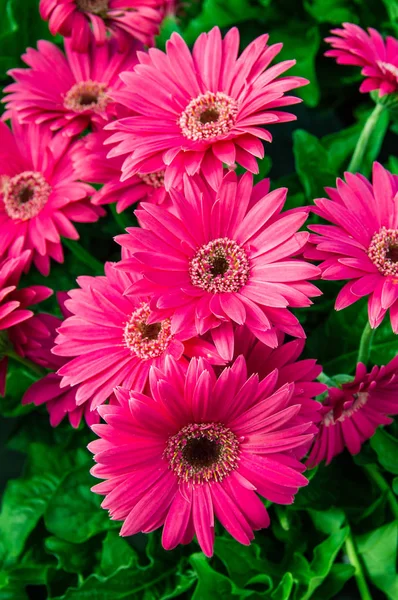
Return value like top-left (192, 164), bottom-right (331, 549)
top-left (0, 5), bottom-right (397, 556)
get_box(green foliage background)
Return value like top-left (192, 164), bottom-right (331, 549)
top-left (0, 0), bottom-right (397, 599)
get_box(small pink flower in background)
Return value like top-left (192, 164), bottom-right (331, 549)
top-left (3, 38), bottom-right (139, 137)
top-left (39, 0), bottom-right (165, 51)
top-left (22, 296), bottom-right (100, 429)
top-left (325, 23), bottom-right (398, 97)
top-left (307, 356), bottom-right (398, 467)
top-left (89, 355), bottom-right (314, 556)
top-left (0, 117), bottom-right (103, 275)
top-left (307, 162), bottom-right (398, 332)
top-left (74, 129), bottom-right (170, 213)
top-left (53, 261), bottom-right (224, 412)
top-left (106, 26), bottom-right (308, 190)
top-left (0, 249), bottom-right (52, 395)
top-left (116, 172), bottom-right (321, 360)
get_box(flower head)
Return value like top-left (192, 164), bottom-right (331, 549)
top-left (0, 250), bottom-right (52, 395)
top-left (106, 27), bottom-right (308, 190)
top-left (22, 299), bottom-right (100, 428)
top-left (40, 0), bottom-right (164, 51)
top-left (53, 261), bottom-right (224, 411)
top-left (307, 162), bottom-right (398, 332)
top-left (116, 172), bottom-right (321, 359)
top-left (307, 357), bottom-right (398, 466)
top-left (0, 117), bottom-right (103, 275)
top-left (325, 23), bottom-right (398, 97)
top-left (89, 355), bottom-right (314, 556)
top-left (73, 129), bottom-right (170, 213)
top-left (3, 39), bottom-right (139, 137)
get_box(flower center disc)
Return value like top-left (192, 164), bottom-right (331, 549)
top-left (138, 171), bottom-right (165, 189)
top-left (189, 237), bottom-right (250, 293)
top-left (368, 227), bottom-right (398, 277)
top-left (164, 422), bottom-right (240, 484)
top-left (179, 91), bottom-right (239, 141)
top-left (64, 80), bottom-right (109, 114)
top-left (2, 171), bottom-right (51, 221)
top-left (324, 392), bottom-right (369, 426)
top-left (123, 302), bottom-right (172, 360)
top-left (76, 0), bottom-right (109, 16)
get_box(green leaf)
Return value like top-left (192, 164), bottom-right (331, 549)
top-left (311, 564), bottom-right (356, 600)
top-left (190, 553), bottom-right (252, 599)
top-left (271, 572), bottom-right (294, 600)
top-left (45, 537), bottom-right (95, 575)
top-left (269, 24), bottom-right (321, 107)
top-left (0, 361), bottom-right (38, 417)
top-left (309, 508), bottom-right (346, 535)
top-left (156, 15), bottom-right (183, 51)
top-left (393, 477), bottom-right (398, 495)
top-left (304, 0), bottom-right (358, 23)
top-left (387, 156), bottom-right (398, 174)
top-left (45, 465), bottom-right (117, 544)
top-left (293, 130), bottom-right (337, 200)
top-left (382, 0), bottom-right (398, 34)
top-left (99, 532), bottom-right (137, 577)
top-left (370, 429), bottom-right (398, 475)
top-left (357, 521), bottom-right (398, 599)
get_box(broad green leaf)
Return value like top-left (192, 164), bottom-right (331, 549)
top-left (309, 508), bottom-right (346, 534)
top-left (293, 130), bottom-right (337, 200)
top-left (370, 429), bottom-right (398, 474)
top-left (311, 564), bottom-right (355, 600)
top-left (45, 465), bottom-right (117, 544)
top-left (304, 0), bottom-right (358, 23)
top-left (190, 553), bottom-right (252, 599)
top-left (393, 477), bottom-right (398, 495)
top-left (271, 572), bottom-right (294, 600)
top-left (0, 362), bottom-right (38, 417)
top-left (156, 15), bottom-right (183, 51)
top-left (387, 156), bottom-right (398, 174)
top-left (99, 532), bottom-right (137, 577)
top-left (382, 0), bottom-right (398, 34)
top-left (45, 537), bottom-right (95, 575)
top-left (357, 521), bottom-right (398, 599)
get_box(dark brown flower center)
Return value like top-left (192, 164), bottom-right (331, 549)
top-left (199, 108), bottom-right (220, 124)
top-left (19, 187), bottom-right (35, 204)
top-left (182, 437), bottom-right (221, 469)
top-left (210, 255), bottom-right (229, 276)
top-left (139, 322), bottom-right (162, 341)
top-left (76, 0), bottom-right (109, 16)
top-left (386, 244), bottom-right (398, 263)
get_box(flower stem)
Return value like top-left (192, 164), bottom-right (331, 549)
top-left (345, 530), bottom-right (373, 600)
top-left (348, 103), bottom-right (386, 174)
top-left (357, 321), bottom-right (375, 365)
top-left (6, 350), bottom-right (47, 378)
top-left (363, 464), bottom-right (398, 520)
top-left (62, 238), bottom-right (103, 274)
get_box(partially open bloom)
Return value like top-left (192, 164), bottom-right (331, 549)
top-left (40, 0), bottom-right (165, 51)
top-left (307, 356), bottom-right (398, 466)
top-left (0, 117), bottom-right (103, 275)
top-left (22, 296), bottom-right (99, 428)
top-left (53, 261), bottom-right (223, 411)
top-left (0, 250), bottom-right (52, 395)
top-left (3, 39), bottom-right (139, 137)
top-left (325, 23), bottom-right (398, 97)
top-left (308, 162), bottom-right (398, 332)
top-left (90, 355), bottom-right (315, 556)
top-left (117, 172), bottom-right (321, 359)
top-left (106, 27), bottom-right (308, 190)
top-left (74, 129), bottom-right (170, 213)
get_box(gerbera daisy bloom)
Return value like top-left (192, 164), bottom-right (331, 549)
top-left (105, 26), bottom-right (308, 190)
top-left (73, 129), bottom-right (170, 213)
top-left (0, 117), bottom-right (103, 275)
top-left (307, 162), bottom-right (398, 332)
top-left (23, 299), bottom-right (100, 428)
top-left (3, 38), bottom-right (139, 137)
top-left (232, 326), bottom-right (324, 446)
top-left (89, 355), bottom-right (315, 556)
top-left (325, 23), bottom-right (398, 97)
top-left (53, 261), bottom-right (224, 411)
top-left (116, 172), bottom-right (321, 359)
top-left (307, 356), bottom-right (398, 467)
top-left (39, 0), bottom-right (165, 51)
top-left (0, 249), bottom-right (52, 395)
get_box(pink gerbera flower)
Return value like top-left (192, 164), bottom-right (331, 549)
top-left (40, 0), bottom-right (165, 51)
top-left (0, 250), bottom-right (52, 395)
top-left (53, 261), bottom-right (224, 411)
top-left (23, 300), bottom-right (100, 428)
top-left (307, 162), bottom-right (398, 332)
top-left (73, 129), bottom-right (170, 213)
top-left (116, 172), bottom-right (321, 359)
top-left (89, 355), bottom-right (315, 556)
top-left (307, 356), bottom-right (398, 467)
top-left (325, 23), bottom-right (398, 97)
top-left (105, 26), bottom-right (308, 190)
top-left (3, 38), bottom-right (139, 137)
top-left (0, 117), bottom-right (103, 275)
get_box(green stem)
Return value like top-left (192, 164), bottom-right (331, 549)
top-left (357, 321), bottom-right (375, 365)
top-left (348, 103), bottom-right (386, 174)
top-left (63, 238), bottom-right (103, 274)
top-left (345, 530), bottom-right (373, 600)
top-left (317, 372), bottom-right (335, 387)
top-left (6, 350), bottom-right (47, 377)
top-left (363, 464), bottom-right (398, 520)
top-left (110, 204), bottom-right (131, 232)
